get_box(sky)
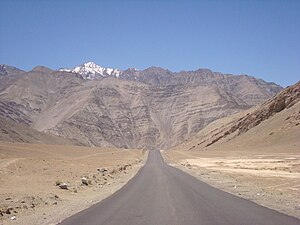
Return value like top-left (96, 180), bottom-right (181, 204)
top-left (0, 0), bottom-right (299, 87)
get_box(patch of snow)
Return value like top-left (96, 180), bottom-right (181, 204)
top-left (58, 68), bottom-right (71, 72)
top-left (106, 68), bottom-right (113, 75)
top-left (58, 62), bottom-right (122, 80)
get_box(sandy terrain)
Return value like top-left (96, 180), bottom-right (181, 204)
top-left (0, 142), bottom-right (146, 225)
top-left (163, 148), bottom-right (300, 219)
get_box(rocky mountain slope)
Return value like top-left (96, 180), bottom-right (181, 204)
top-left (61, 62), bottom-right (281, 106)
top-left (0, 116), bottom-right (76, 145)
top-left (174, 81), bottom-right (300, 151)
top-left (0, 65), bottom-right (24, 76)
top-left (0, 63), bottom-right (283, 149)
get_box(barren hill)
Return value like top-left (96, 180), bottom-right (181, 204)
top-left (0, 64), bottom-right (282, 149)
top-left (174, 81), bottom-right (300, 152)
top-left (0, 116), bottom-right (75, 145)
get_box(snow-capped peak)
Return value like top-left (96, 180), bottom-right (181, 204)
top-left (59, 62), bottom-right (122, 80)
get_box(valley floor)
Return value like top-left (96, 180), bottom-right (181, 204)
top-left (163, 147), bottom-right (300, 219)
top-left (1, 140), bottom-right (299, 224)
top-left (0, 142), bottom-right (146, 225)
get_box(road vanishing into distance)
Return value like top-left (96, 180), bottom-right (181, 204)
top-left (59, 150), bottom-right (300, 225)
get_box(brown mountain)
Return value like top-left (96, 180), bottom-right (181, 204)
top-left (174, 81), bottom-right (300, 152)
top-left (0, 115), bottom-right (76, 145)
top-left (0, 64), bottom-right (282, 149)
top-left (0, 64), bottom-right (24, 76)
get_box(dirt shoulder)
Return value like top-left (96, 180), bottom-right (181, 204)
top-left (0, 142), bottom-right (147, 225)
top-left (162, 148), bottom-right (300, 219)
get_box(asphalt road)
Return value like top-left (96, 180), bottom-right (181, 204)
top-left (59, 150), bottom-right (300, 225)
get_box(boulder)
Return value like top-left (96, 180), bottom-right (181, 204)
top-left (5, 208), bottom-right (11, 214)
top-left (81, 177), bottom-right (89, 185)
top-left (59, 183), bottom-right (68, 190)
top-left (97, 167), bottom-right (108, 173)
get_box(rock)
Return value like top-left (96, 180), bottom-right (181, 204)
top-left (97, 168), bottom-right (108, 173)
top-left (59, 183), bottom-right (68, 190)
top-left (5, 208), bottom-right (11, 214)
top-left (55, 180), bottom-right (62, 186)
top-left (123, 164), bottom-right (131, 170)
top-left (81, 177), bottom-right (89, 185)
top-left (273, 98), bottom-right (286, 112)
top-left (109, 168), bottom-right (116, 174)
top-left (108, 174), bottom-right (114, 179)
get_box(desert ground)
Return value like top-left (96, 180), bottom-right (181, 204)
top-left (0, 142), bottom-right (146, 225)
top-left (163, 146), bottom-right (300, 219)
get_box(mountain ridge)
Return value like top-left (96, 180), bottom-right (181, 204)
top-left (58, 62), bottom-right (279, 85)
top-left (173, 81), bottom-right (300, 151)
top-left (0, 63), bottom-right (283, 149)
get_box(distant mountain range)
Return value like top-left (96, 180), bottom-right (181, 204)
top-left (0, 62), bottom-right (283, 149)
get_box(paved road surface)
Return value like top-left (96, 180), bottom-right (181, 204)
top-left (59, 150), bottom-right (300, 225)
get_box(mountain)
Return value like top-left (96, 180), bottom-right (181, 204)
top-left (0, 63), bottom-right (283, 149)
top-left (0, 115), bottom-right (76, 145)
top-left (59, 62), bottom-right (121, 79)
top-left (32, 65), bottom-right (54, 73)
top-left (60, 62), bottom-right (281, 106)
top-left (121, 68), bottom-right (281, 106)
top-left (174, 81), bottom-right (300, 152)
top-left (0, 64), bottom-right (24, 76)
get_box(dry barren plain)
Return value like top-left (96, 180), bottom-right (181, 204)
top-left (163, 146), bottom-right (300, 219)
top-left (0, 142), bottom-right (146, 225)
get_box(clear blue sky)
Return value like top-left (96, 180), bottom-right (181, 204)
top-left (0, 0), bottom-right (299, 87)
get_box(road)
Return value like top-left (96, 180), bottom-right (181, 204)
top-left (59, 150), bottom-right (300, 225)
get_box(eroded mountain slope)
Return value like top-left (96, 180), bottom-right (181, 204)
top-left (174, 81), bottom-right (300, 151)
top-left (0, 116), bottom-right (76, 145)
top-left (0, 64), bottom-right (283, 149)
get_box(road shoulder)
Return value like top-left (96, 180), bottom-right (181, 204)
top-left (162, 149), bottom-right (300, 219)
